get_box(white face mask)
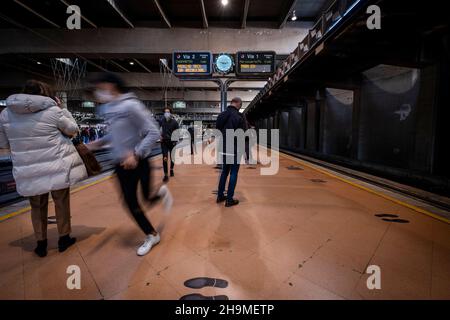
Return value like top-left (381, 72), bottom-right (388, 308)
top-left (94, 89), bottom-right (114, 104)
top-left (164, 112), bottom-right (171, 120)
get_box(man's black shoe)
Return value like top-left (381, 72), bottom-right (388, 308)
top-left (34, 239), bottom-right (47, 257)
top-left (163, 175), bottom-right (169, 183)
top-left (225, 199), bottom-right (239, 207)
top-left (216, 196), bottom-right (227, 203)
top-left (58, 235), bottom-right (76, 253)
top-left (170, 170), bottom-right (174, 177)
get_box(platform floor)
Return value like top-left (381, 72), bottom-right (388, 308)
top-left (0, 153), bottom-right (449, 300)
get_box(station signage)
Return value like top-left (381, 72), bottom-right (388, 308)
top-left (173, 51), bottom-right (212, 76)
top-left (236, 51), bottom-right (276, 76)
top-left (173, 101), bottom-right (187, 109)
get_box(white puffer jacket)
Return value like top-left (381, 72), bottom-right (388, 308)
top-left (0, 94), bottom-right (88, 197)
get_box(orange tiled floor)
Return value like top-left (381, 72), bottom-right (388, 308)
top-left (0, 154), bottom-right (449, 300)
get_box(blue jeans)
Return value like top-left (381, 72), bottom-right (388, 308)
top-left (218, 164), bottom-right (240, 201)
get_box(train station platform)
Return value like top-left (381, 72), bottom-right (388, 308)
top-left (0, 152), bottom-right (449, 300)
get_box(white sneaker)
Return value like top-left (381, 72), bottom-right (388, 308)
top-left (157, 185), bottom-right (173, 213)
top-left (137, 233), bottom-right (160, 256)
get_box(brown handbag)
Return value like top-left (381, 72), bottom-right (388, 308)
top-left (75, 143), bottom-right (102, 176)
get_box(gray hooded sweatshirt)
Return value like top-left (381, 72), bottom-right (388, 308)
top-left (91, 93), bottom-right (160, 163)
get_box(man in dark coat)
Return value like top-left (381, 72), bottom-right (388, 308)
top-left (215, 97), bottom-right (246, 207)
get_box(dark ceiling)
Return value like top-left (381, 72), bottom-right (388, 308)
top-left (0, 0), bottom-right (330, 29)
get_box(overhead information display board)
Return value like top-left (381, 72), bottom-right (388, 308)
top-left (236, 51), bottom-right (276, 76)
top-left (173, 52), bottom-right (212, 76)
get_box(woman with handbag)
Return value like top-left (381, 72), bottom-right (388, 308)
top-left (0, 80), bottom-right (87, 257)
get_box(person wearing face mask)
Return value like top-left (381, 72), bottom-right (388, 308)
top-left (159, 107), bottom-right (179, 183)
top-left (87, 72), bottom-right (172, 257)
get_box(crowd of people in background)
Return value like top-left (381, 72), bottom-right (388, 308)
top-left (79, 125), bottom-right (106, 143)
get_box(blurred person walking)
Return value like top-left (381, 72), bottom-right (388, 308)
top-left (216, 97), bottom-right (246, 207)
top-left (0, 80), bottom-right (87, 257)
top-left (159, 107), bottom-right (179, 183)
top-left (87, 72), bottom-right (172, 256)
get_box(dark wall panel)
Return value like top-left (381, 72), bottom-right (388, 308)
top-left (279, 111), bottom-right (289, 148)
top-left (323, 88), bottom-right (353, 158)
top-left (287, 107), bottom-right (305, 150)
top-left (358, 64), bottom-right (434, 172)
top-left (306, 99), bottom-right (317, 151)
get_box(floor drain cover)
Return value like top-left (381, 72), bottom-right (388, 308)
top-left (287, 166), bottom-right (303, 171)
top-left (310, 179), bottom-right (326, 183)
top-left (382, 218), bottom-right (410, 224)
top-left (375, 213), bottom-right (399, 218)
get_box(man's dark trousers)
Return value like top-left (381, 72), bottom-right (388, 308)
top-left (218, 163), bottom-right (240, 201)
top-left (161, 141), bottom-right (175, 176)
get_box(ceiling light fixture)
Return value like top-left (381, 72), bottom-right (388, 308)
top-left (291, 10), bottom-right (297, 21)
top-left (129, 61), bottom-right (135, 65)
top-left (221, 0), bottom-right (229, 6)
top-left (36, 61), bottom-right (42, 65)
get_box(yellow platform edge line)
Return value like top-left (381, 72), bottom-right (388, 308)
top-left (0, 175), bottom-right (114, 222)
top-left (279, 151), bottom-right (450, 225)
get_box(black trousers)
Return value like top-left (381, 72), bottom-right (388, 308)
top-left (116, 159), bottom-right (156, 235)
top-left (161, 141), bottom-right (175, 176)
top-left (190, 139), bottom-right (195, 154)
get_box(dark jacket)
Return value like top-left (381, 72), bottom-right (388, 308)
top-left (216, 105), bottom-right (246, 163)
top-left (159, 117), bottom-right (179, 143)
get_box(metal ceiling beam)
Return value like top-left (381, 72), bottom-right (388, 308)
top-left (105, 0), bottom-right (134, 28)
top-left (87, 72), bottom-right (267, 90)
top-left (13, 0), bottom-right (60, 28)
top-left (108, 60), bottom-right (131, 73)
top-left (133, 59), bottom-right (152, 73)
top-left (0, 11), bottom-right (107, 74)
top-left (59, 0), bottom-right (98, 28)
top-left (1, 27), bottom-right (307, 55)
top-left (200, 0), bottom-right (208, 29)
top-left (154, 0), bottom-right (172, 28)
top-left (241, 0), bottom-right (250, 29)
top-left (85, 59), bottom-right (108, 72)
top-left (0, 62), bottom-right (54, 81)
top-left (278, 0), bottom-right (298, 29)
